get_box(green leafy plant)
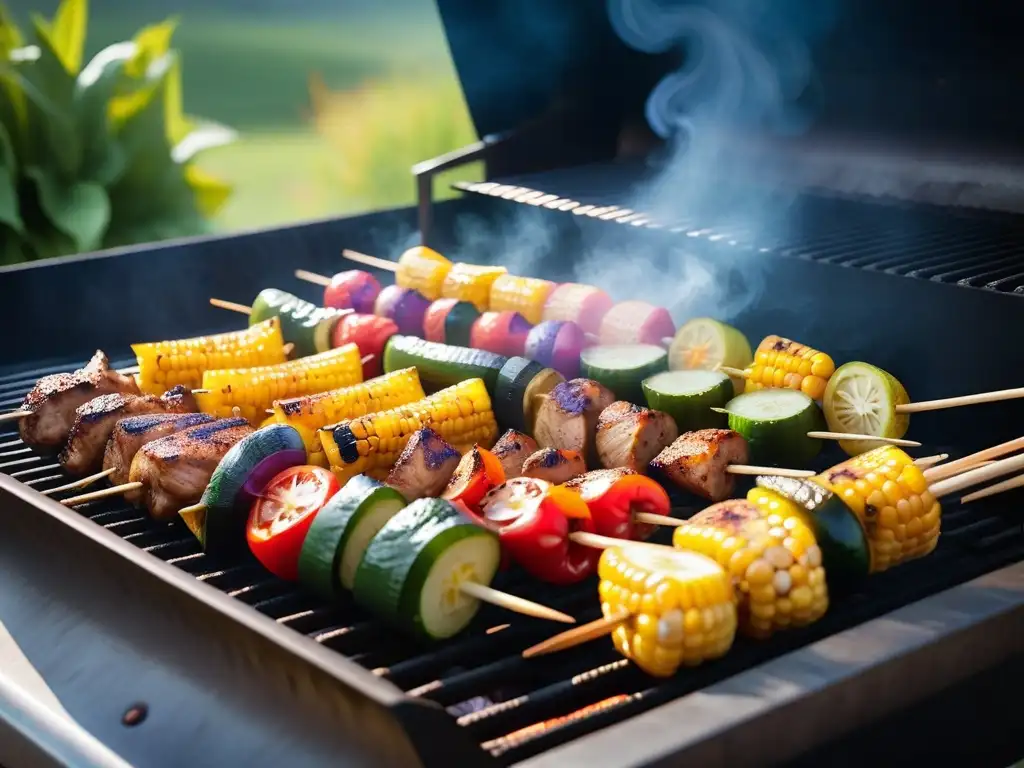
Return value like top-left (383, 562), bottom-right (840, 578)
top-left (0, 0), bottom-right (235, 263)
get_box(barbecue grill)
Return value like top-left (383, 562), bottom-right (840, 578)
top-left (2, 1), bottom-right (1024, 766)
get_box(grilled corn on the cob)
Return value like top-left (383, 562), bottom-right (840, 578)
top-left (441, 264), bottom-right (508, 311)
top-left (132, 318), bottom-right (288, 395)
top-left (270, 367), bottom-right (425, 460)
top-left (815, 445), bottom-right (940, 572)
top-left (319, 378), bottom-right (498, 483)
top-left (196, 343), bottom-right (363, 424)
top-left (395, 246), bottom-right (452, 301)
top-left (598, 544), bottom-right (737, 677)
top-left (488, 275), bottom-right (556, 324)
top-left (745, 335), bottom-right (835, 400)
top-left (672, 499), bottom-right (828, 638)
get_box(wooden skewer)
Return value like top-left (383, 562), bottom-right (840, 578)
top-left (342, 249), bottom-right (398, 272)
top-left (209, 298), bottom-right (252, 315)
top-left (924, 436), bottom-right (1024, 482)
top-left (458, 581), bottom-right (575, 624)
top-left (522, 609), bottom-right (631, 658)
top-left (960, 472), bottom-right (1024, 504)
top-left (726, 465), bottom-right (814, 478)
top-left (805, 431), bottom-right (921, 447)
top-left (929, 452), bottom-right (1024, 499)
top-left (913, 453), bottom-right (948, 468)
top-left (41, 467), bottom-right (115, 496)
top-left (569, 531), bottom-right (668, 552)
top-left (0, 410), bottom-right (30, 423)
top-left (294, 269), bottom-right (332, 287)
top-left (633, 511), bottom-right (685, 528)
top-left (60, 482), bottom-right (141, 507)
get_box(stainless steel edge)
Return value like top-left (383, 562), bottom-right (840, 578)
top-left (517, 559), bottom-right (1024, 767)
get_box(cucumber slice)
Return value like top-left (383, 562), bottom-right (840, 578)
top-left (580, 344), bottom-right (668, 403)
top-left (755, 475), bottom-right (871, 586)
top-left (495, 357), bottom-right (564, 433)
top-left (642, 370), bottom-right (732, 431)
top-left (383, 335), bottom-right (507, 394)
top-left (823, 362), bottom-right (911, 457)
top-left (724, 389), bottom-right (825, 465)
top-left (297, 475), bottom-right (407, 598)
top-left (668, 318), bottom-right (752, 395)
top-left (183, 424), bottom-right (307, 554)
top-left (353, 498), bottom-right (500, 640)
top-left (250, 288), bottom-right (341, 357)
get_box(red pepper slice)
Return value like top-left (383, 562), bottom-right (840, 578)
top-left (442, 445), bottom-right (505, 516)
top-left (481, 478), bottom-right (598, 585)
top-left (246, 465), bottom-right (340, 581)
top-left (561, 468), bottom-right (672, 542)
top-left (331, 313), bottom-right (399, 378)
top-left (422, 299), bottom-right (459, 343)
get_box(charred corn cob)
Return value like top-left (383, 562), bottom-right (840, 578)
top-left (395, 246), bottom-right (452, 301)
top-left (319, 377), bottom-right (498, 483)
top-left (672, 499), bottom-right (828, 639)
top-left (597, 544), bottom-right (736, 677)
top-left (441, 264), bottom-right (508, 311)
top-left (271, 367), bottom-right (425, 459)
top-left (132, 318), bottom-right (287, 395)
top-left (195, 343), bottom-right (363, 424)
top-left (745, 335), bottom-right (835, 400)
top-left (815, 445), bottom-right (940, 572)
top-left (488, 274), bottom-right (556, 324)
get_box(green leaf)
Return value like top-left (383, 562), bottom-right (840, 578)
top-left (44, 0), bottom-right (88, 75)
top-left (171, 120), bottom-right (236, 163)
top-left (184, 164), bottom-right (232, 217)
top-left (74, 42), bottom-right (134, 183)
top-left (0, 227), bottom-right (28, 265)
top-left (0, 3), bottom-right (26, 146)
top-left (26, 166), bottom-right (109, 252)
top-left (21, 17), bottom-right (79, 176)
top-left (0, 166), bottom-right (24, 234)
top-left (124, 17), bottom-right (177, 79)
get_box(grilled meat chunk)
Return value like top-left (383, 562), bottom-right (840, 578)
top-left (491, 429), bottom-right (539, 479)
top-left (60, 386), bottom-right (198, 475)
top-left (18, 351), bottom-right (140, 452)
top-left (385, 427), bottom-right (460, 501)
top-left (128, 417), bottom-right (253, 521)
top-left (522, 448), bottom-right (586, 484)
top-left (533, 378), bottom-right (615, 464)
top-left (596, 401), bottom-right (679, 473)
top-left (649, 428), bottom-right (749, 502)
top-left (103, 412), bottom-right (216, 486)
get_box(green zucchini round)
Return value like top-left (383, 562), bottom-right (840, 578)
top-left (724, 389), bottom-right (825, 465)
top-left (494, 357), bottom-right (564, 433)
top-left (642, 369), bottom-right (732, 431)
top-left (580, 344), bottom-right (668, 403)
top-left (383, 335), bottom-right (507, 393)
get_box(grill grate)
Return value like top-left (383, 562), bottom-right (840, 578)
top-left (455, 162), bottom-right (1024, 294)
top-left (2, 359), bottom-right (1023, 764)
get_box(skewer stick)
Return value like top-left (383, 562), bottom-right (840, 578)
top-left (41, 468), bottom-right (115, 496)
top-left (342, 249), bottom-right (399, 272)
top-left (960, 473), bottom-right (1024, 504)
top-left (633, 511), bottom-right (685, 528)
top-left (458, 581), bottom-right (575, 624)
top-left (924, 436), bottom-right (1024, 482)
top-left (726, 465), bottom-right (814, 478)
top-left (914, 453), bottom-right (948, 468)
top-left (522, 610), bottom-right (631, 658)
top-left (929, 452), bottom-right (1024, 499)
top-left (60, 482), bottom-right (141, 507)
top-left (209, 298), bottom-right (252, 315)
top-left (0, 410), bottom-right (29, 422)
top-left (568, 531), bottom-right (668, 552)
top-left (118, 365), bottom-right (141, 376)
top-left (806, 431), bottom-right (921, 447)
top-left (294, 269), bottom-right (332, 287)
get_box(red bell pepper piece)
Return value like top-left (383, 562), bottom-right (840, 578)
top-left (442, 445), bottom-right (506, 516)
top-left (331, 313), bottom-right (399, 378)
top-left (324, 270), bottom-right (381, 315)
top-left (481, 477), bottom-right (598, 585)
top-left (561, 468), bottom-right (672, 542)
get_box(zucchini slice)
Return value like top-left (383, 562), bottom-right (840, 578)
top-left (667, 318), bottom-right (752, 395)
top-left (353, 498), bottom-right (500, 640)
top-left (495, 357), bottom-right (564, 433)
top-left (183, 424), bottom-right (307, 554)
top-left (297, 475), bottom-right (408, 597)
top-left (383, 335), bottom-right (507, 393)
top-left (580, 344), bottom-right (668, 403)
top-left (642, 369), bottom-right (732, 432)
top-left (723, 389), bottom-right (825, 465)
top-left (823, 361), bottom-right (911, 457)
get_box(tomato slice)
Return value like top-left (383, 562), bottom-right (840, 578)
top-left (246, 465), bottom-right (340, 581)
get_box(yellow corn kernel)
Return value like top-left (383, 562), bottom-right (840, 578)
top-left (816, 446), bottom-right (940, 572)
top-left (195, 344), bottom-right (363, 425)
top-left (745, 335), bottom-right (835, 400)
top-left (672, 499), bottom-right (828, 639)
top-left (441, 264), bottom-right (508, 311)
top-left (488, 274), bottom-right (556, 324)
top-left (319, 378), bottom-right (498, 484)
top-left (395, 246), bottom-right (452, 300)
top-left (132, 318), bottom-right (287, 395)
top-left (598, 544), bottom-right (736, 677)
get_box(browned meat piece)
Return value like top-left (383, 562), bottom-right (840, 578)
top-left (595, 401), bottom-right (679, 472)
top-left (533, 378), bottom-right (615, 464)
top-left (103, 412), bottom-right (216, 486)
top-left (491, 429), bottom-right (539, 479)
top-left (386, 427), bottom-right (460, 501)
top-left (648, 428), bottom-right (749, 502)
top-left (60, 386), bottom-right (198, 475)
top-left (18, 351), bottom-right (140, 452)
top-left (521, 448), bottom-right (586, 484)
top-left (128, 417), bottom-right (253, 521)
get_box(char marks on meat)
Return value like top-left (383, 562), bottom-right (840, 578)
top-left (491, 429), bottom-right (539, 479)
top-left (533, 378), bottom-right (615, 464)
top-left (649, 428), bottom-right (749, 502)
top-left (103, 412), bottom-right (216, 486)
top-left (521, 448), bottom-right (586, 484)
top-left (595, 401), bottom-right (679, 472)
top-left (386, 427), bottom-right (460, 501)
